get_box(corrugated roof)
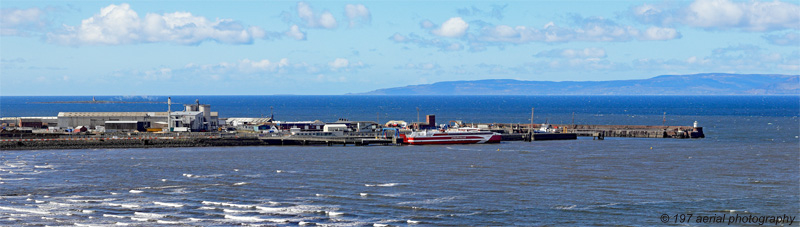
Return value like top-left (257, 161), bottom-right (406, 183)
top-left (58, 112), bottom-right (218, 117)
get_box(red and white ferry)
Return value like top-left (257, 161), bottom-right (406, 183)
top-left (399, 128), bottom-right (502, 145)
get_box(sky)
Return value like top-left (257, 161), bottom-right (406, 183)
top-left (1, 0), bottom-right (798, 95)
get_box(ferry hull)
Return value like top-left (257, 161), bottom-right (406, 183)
top-left (401, 133), bottom-right (501, 145)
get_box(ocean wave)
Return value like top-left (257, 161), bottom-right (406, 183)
top-left (365, 183), bottom-right (402, 187)
top-left (153, 201), bottom-right (184, 208)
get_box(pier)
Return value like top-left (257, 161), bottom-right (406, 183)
top-left (1, 121), bottom-right (704, 150)
top-left (477, 123), bottom-right (704, 139)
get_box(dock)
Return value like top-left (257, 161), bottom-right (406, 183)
top-left (1, 122), bottom-right (704, 150)
top-left (479, 123), bottom-right (704, 139)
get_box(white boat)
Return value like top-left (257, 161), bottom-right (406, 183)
top-left (400, 127), bottom-right (501, 145)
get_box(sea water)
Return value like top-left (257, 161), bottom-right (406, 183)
top-left (0, 95), bottom-right (797, 225)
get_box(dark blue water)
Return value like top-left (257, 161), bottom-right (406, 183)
top-left (1, 96), bottom-right (798, 226)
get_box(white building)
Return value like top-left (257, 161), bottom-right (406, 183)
top-left (56, 100), bottom-right (219, 131)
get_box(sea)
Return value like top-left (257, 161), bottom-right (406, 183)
top-left (0, 95), bottom-right (798, 226)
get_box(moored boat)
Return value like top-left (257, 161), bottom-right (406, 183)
top-left (399, 127), bottom-right (501, 145)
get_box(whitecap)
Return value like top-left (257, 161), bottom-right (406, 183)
top-left (128, 190), bottom-right (143, 194)
top-left (299, 221), bottom-right (314, 225)
top-left (81, 209), bottom-right (94, 213)
top-left (407, 220), bottom-right (421, 224)
top-left (156, 220), bottom-right (181, 224)
top-left (223, 208), bottom-right (252, 213)
top-left (202, 201), bottom-right (222, 206)
top-left (398, 196), bottom-right (462, 205)
top-left (224, 215), bottom-right (266, 222)
top-left (115, 222), bottom-right (131, 226)
top-left (326, 211), bottom-right (344, 216)
top-left (107, 203), bottom-right (139, 209)
top-left (134, 212), bottom-right (165, 219)
top-left (359, 193), bottom-right (369, 197)
top-left (202, 201), bottom-right (255, 209)
top-left (153, 202), bottom-right (184, 208)
top-left (131, 217), bottom-right (149, 222)
top-left (553, 205), bottom-right (577, 210)
top-left (255, 206), bottom-right (282, 213)
top-left (233, 182), bottom-right (249, 186)
top-left (365, 183), bottom-right (400, 187)
top-left (103, 214), bottom-right (128, 219)
top-left (0, 206), bottom-right (50, 215)
top-left (373, 224), bottom-right (388, 227)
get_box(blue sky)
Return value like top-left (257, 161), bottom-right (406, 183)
top-left (1, 0), bottom-right (798, 95)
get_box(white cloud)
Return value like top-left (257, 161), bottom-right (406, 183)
top-left (633, 44), bottom-right (799, 72)
top-left (143, 68), bottom-right (172, 80)
top-left (763, 32), bottom-right (800, 46)
top-left (286, 24), bottom-right (306, 40)
top-left (296, 2), bottom-right (337, 29)
top-left (319, 12), bottom-right (338, 29)
top-left (420, 20), bottom-right (435, 29)
top-left (1, 7), bottom-right (46, 36)
top-left (535, 48), bottom-right (607, 58)
top-left (328, 58), bottom-right (364, 71)
top-left (329, 58), bottom-right (349, 69)
top-left (239, 58), bottom-right (290, 73)
top-left (345, 4), bottom-right (370, 28)
top-left (47, 3), bottom-right (267, 45)
top-left (432, 17), bottom-right (469, 38)
top-left (389, 33), bottom-right (464, 51)
top-left (641, 26), bottom-right (681, 40)
top-left (633, 0), bottom-right (800, 32)
top-left (478, 17), bottom-right (682, 44)
top-left (397, 62), bottom-right (440, 70)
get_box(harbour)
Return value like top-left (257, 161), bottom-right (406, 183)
top-left (2, 97), bottom-right (709, 150)
top-left (0, 95), bottom-right (796, 226)
top-left (1, 122), bottom-right (703, 150)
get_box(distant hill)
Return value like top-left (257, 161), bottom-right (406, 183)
top-left (355, 73), bottom-right (799, 95)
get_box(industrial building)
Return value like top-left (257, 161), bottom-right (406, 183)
top-left (56, 100), bottom-right (219, 132)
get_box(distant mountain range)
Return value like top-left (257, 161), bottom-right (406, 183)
top-left (355, 73), bottom-right (799, 95)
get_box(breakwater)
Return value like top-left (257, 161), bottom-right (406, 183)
top-left (480, 123), bottom-right (704, 139)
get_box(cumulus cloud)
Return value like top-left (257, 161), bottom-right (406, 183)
top-left (344, 4), bottom-right (370, 28)
top-left (328, 58), bottom-right (364, 71)
top-left (1, 7), bottom-right (47, 36)
top-left (641, 26), bottom-right (681, 40)
top-left (329, 58), bottom-right (349, 69)
top-left (763, 32), bottom-right (799, 46)
top-left (47, 3), bottom-right (268, 45)
top-left (296, 2), bottom-right (337, 29)
top-left (432, 17), bottom-right (469, 38)
top-left (285, 24), bottom-right (306, 40)
top-left (632, 0), bottom-right (800, 32)
top-left (478, 17), bottom-right (680, 43)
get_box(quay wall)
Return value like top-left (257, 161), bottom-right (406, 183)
top-left (0, 137), bottom-right (267, 150)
